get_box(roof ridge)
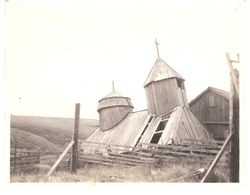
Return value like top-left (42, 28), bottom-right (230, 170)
top-left (189, 86), bottom-right (229, 106)
top-left (144, 58), bottom-right (184, 87)
top-left (209, 87), bottom-right (229, 94)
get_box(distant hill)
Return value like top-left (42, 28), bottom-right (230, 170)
top-left (11, 115), bottom-right (99, 148)
top-left (11, 128), bottom-right (61, 152)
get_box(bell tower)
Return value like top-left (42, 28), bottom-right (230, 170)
top-left (144, 40), bottom-right (189, 116)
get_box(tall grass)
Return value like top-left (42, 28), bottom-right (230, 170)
top-left (10, 161), bottom-right (229, 182)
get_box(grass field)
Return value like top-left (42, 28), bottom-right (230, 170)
top-left (11, 128), bottom-right (61, 152)
top-left (10, 161), bottom-right (229, 183)
top-left (9, 115), bottom-right (230, 183)
top-left (10, 115), bottom-right (99, 150)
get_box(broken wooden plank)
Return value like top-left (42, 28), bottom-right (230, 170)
top-left (201, 132), bottom-right (233, 183)
top-left (47, 140), bottom-right (74, 177)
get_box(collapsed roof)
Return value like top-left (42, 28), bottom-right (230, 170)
top-left (82, 106), bottom-right (212, 154)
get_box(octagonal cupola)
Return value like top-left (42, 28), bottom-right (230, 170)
top-left (97, 83), bottom-right (134, 131)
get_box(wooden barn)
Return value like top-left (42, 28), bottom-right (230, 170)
top-left (81, 51), bottom-right (213, 154)
top-left (189, 87), bottom-right (229, 140)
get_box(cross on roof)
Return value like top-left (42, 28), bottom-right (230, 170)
top-left (112, 80), bottom-right (115, 91)
top-left (155, 38), bottom-right (160, 59)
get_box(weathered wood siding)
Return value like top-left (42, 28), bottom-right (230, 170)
top-left (98, 95), bottom-right (134, 131)
top-left (145, 78), bottom-right (181, 116)
top-left (82, 110), bottom-right (149, 154)
top-left (176, 86), bottom-right (189, 108)
top-left (159, 107), bottom-right (183, 144)
top-left (145, 84), bottom-right (156, 115)
top-left (205, 124), bottom-right (228, 140)
top-left (180, 107), bottom-right (211, 140)
top-left (99, 106), bottom-right (133, 130)
top-left (190, 90), bottom-right (229, 140)
top-left (139, 116), bottom-right (161, 144)
top-left (190, 91), bottom-right (229, 122)
top-left (159, 107), bottom-right (212, 145)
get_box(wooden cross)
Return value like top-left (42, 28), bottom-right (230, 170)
top-left (155, 38), bottom-right (160, 59)
top-left (112, 80), bottom-right (115, 91)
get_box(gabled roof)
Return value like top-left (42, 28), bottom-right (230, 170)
top-left (189, 87), bottom-right (229, 106)
top-left (144, 58), bottom-right (184, 87)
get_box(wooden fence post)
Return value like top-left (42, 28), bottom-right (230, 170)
top-left (70, 103), bottom-right (80, 173)
top-left (226, 52), bottom-right (240, 182)
top-left (229, 69), bottom-right (239, 182)
top-left (13, 140), bottom-right (17, 175)
top-left (36, 152), bottom-right (40, 174)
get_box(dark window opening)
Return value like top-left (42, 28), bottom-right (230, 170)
top-left (135, 117), bottom-right (153, 147)
top-left (177, 79), bottom-right (185, 90)
top-left (150, 133), bottom-right (163, 144)
top-left (155, 121), bottom-right (167, 132)
top-left (149, 114), bottom-right (170, 144)
top-left (162, 114), bottom-right (170, 121)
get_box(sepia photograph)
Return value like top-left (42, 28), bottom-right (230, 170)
top-left (1, 0), bottom-right (247, 186)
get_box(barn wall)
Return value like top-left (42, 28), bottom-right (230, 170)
top-left (99, 106), bottom-right (133, 130)
top-left (206, 124), bottom-right (228, 140)
top-left (190, 91), bottom-right (229, 122)
top-left (190, 90), bottom-right (229, 140)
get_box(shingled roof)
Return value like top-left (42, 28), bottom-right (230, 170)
top-left (99, 90), bottom-right (125, 102)
top-left (82, 106), bottom-right (212, 154)
top-left (144, 58), bottom-right (184, 87)
top-left (98, 90), bottom-right (134, 111)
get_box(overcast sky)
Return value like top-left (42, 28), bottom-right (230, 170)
top-left (5, 0), bottom-right (245, 119)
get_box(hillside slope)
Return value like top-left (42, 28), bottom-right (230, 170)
top-left (11, 115), bottom-right (98, 147)
top-left (11, 128), bottom-right (61, 152)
